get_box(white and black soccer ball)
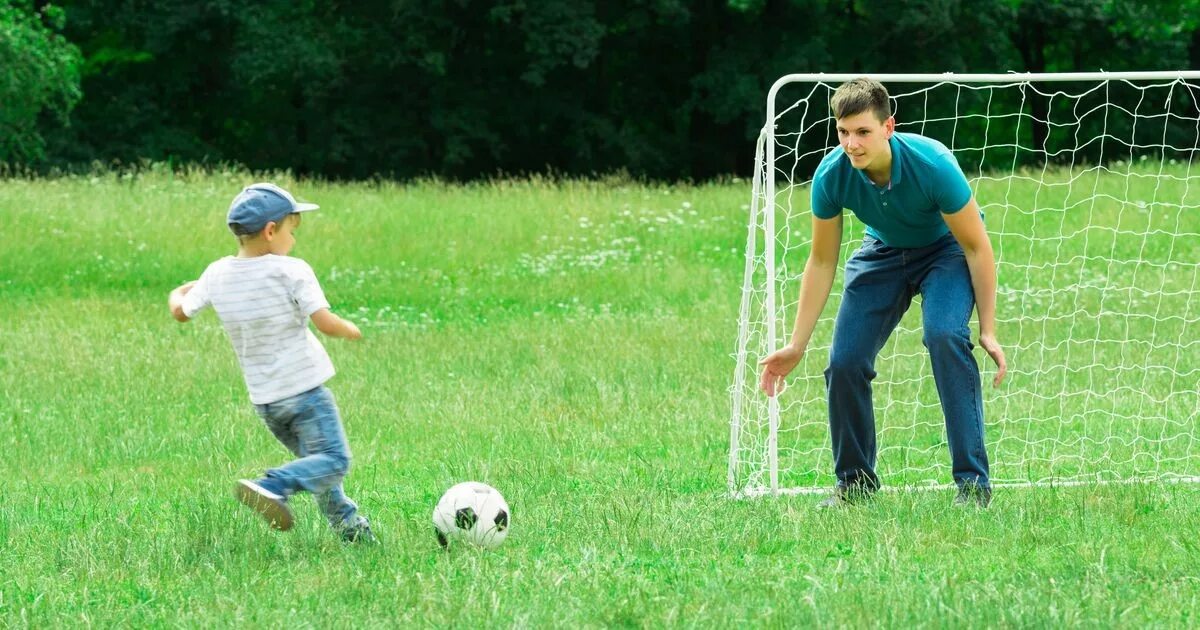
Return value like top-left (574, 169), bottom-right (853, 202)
top-left (432, 481), bottom-right (510, 550)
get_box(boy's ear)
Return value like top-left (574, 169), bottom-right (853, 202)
top-left (262, 221), bottom-right (278, 241)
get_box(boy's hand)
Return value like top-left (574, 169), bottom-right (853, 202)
top-left (758, 344), bottom-right (805, 397)
top-left (343, 319), bottom-right (362, 340)
top-left (169, 280), bottom-right (198, 322)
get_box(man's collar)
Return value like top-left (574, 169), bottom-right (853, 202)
top-left (888, 134), bottom-right (903, 187)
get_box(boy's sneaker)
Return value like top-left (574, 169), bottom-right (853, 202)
top-left (953, 484), bottom-right (993, 508)
top-left (235, 479), bottom-right (294, 531)
top-left (341, 522), bottom-right (378, 544)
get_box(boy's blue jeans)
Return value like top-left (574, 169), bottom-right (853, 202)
top-left (826, 233), bottom-right (990, 491)
top-left (253, 385), bottom-right (366, 529)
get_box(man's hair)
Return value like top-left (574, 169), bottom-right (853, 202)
top-left (830, 77), bottom-right (892, 121)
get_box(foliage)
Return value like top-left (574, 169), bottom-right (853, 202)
top-left (0, 1), bottom-right (82, 163)
top-left (15, 0), bottom-right (1200, 179)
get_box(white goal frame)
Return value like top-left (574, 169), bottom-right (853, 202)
top-left (731, 71), bottom-right (1200, 497)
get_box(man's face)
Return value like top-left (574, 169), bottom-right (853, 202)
top-left (836, 111), bottom-right (895, 172)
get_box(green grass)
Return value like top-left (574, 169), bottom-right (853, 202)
top-left (2, 169), bottom-right (1200, 626)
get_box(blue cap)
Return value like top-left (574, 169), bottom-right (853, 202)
top-left (226, 183), bottom-right (320, 235)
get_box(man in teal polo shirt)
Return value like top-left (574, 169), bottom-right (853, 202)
top-left (758, 77), bottom-right (1008, 507)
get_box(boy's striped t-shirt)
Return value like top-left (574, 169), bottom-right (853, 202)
top-left (181, 255), bottom-right (335, 405)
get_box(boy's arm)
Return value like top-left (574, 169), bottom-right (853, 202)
top-left (168, 281), bottom-right (196, 322)
top-left (310, 308), bottom-right (363, 340)
top-left (943, 198), bottom-right (1007, 387)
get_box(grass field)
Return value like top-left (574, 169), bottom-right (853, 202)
top-left (2, 169), bottom-right (1200, 626)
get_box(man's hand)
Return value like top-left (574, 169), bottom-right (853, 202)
top-left (758, 344), bottom-right (805, 397)
top-left (978, 333), bottom-right (1007, 387)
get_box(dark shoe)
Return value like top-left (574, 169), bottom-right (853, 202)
top-left (341, 522), bottom-right (378, 544)
top-left (953, 484), bottom-right (992, 508)
top-left (235, 479), bottom-right (295, 531)
top-left (815, 485), bottom-right (875, 509)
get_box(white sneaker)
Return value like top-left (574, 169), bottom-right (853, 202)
top-left (235, 479), bottom-right (294, 531)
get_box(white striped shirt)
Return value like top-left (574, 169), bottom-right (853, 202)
top-left (182, 255), bottom-right (335, 404)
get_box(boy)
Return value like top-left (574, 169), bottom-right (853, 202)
top-left (169, 183), bottom-right (375, 541)
top-left (758, 78), bottom-right (1008, 508)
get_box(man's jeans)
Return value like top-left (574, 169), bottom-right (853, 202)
top-left (826, 233), bottom-right (990, 490)
top-left (253, 385), bottom-right (366, 529)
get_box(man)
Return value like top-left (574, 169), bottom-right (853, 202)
top-left (758, 77), bottom-right (1007, 507)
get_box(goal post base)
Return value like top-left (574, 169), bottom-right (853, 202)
top-left (731, 476), bottom-right (1200, 500)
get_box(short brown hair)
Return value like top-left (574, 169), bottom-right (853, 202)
top-left (231, 212), bottom-right (298, 242)
top-left (830, 78), bottom-right (891, 121)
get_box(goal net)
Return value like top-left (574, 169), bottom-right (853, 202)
top-left (730, 72), bottom-right (1200, 497)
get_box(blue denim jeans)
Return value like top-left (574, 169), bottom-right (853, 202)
top-left (253, 385), bottom-right (366, 529)
top-left (826, 233), bottom-right (990, 490)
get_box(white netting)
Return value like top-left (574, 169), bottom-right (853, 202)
top-left (730, 73), bottom-right (1200, 496)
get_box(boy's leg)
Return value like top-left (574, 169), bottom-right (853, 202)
top-left (826, 237), bottom-right (913, 491)
top-left (260, 411), bottom-right (302, 466)
top-left (262, 386), bottom-right (352, 496)
top-left (237, 402), bottom-right (302, 530)
top-left (263, 386), bottom-right (370, 534)
top-left (315, 484), bottom-right (370, 534)
top-left (916, 237), bottom-right (990, 488)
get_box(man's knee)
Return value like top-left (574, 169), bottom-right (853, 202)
top-left (923, 325), bottom-right (970, 352)
top-left (825, 352), bottom-right (875, 384)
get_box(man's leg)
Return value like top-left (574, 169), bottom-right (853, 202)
top-left (916, 237), bottom-right (990, 489)
top-left (826, 237), bottom-right (913, 491)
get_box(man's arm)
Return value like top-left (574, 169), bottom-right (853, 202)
top-left (758, 213), bottom-right (843, 396)
top-left (168, 281), bottom-right (196, 322)
top-left (942, 198), bottom-right (1007, 387)
top-left (310, 308), bottom-right (363, 340)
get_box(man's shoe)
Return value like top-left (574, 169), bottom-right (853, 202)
top-left (953, 484), bottom-right (993, 508)
top-left (815, 485), bottom-right (875, 509)
top-left (235, 479), bottom-right (295, 530)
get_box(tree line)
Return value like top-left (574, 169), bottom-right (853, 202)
top-left (3, 0), bottom-right (1199, 181)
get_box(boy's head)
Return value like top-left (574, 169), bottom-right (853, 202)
top-left (830, 78), bottom-right (895, 172)
top-left (227, 183), bottom-right (319, 238)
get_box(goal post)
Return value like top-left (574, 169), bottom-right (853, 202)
top-left (730, 72), bottom-right (1200, 497)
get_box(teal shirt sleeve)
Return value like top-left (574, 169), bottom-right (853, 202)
top-left (810, 171), bottom-right (842, 219)
top-left (932, 153), bottom-right (973, 214)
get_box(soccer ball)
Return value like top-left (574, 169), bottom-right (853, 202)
top-left (432, 481), bottom-right (510, 550)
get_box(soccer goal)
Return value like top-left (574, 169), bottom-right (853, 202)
top-left (730, 72), bottom-right (1200, 497)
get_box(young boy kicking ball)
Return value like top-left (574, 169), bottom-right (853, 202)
top-left (169, 183), bottom-right (375, 542)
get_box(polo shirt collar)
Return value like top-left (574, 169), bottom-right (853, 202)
top-left (888, 134), bottom-right (903, 186)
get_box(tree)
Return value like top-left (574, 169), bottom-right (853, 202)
top-left (0, 0), bottom-right (81, 163)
